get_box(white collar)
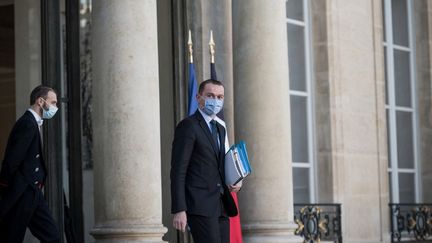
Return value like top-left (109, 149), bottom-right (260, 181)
top-left (28, 108), bottom-right (43, 126)
top-left (198, 108), bottom-right (215, 124)
top-left (199, 109), bottom-right (218, 132)
top-left (214, 116), bottom-right (226, 128)
top-left (198, 108), bottom-right (227, 127)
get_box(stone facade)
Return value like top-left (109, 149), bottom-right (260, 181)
top-left (322, 1), bottom-right (389, 241)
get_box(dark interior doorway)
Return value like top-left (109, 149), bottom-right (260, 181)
top-left (0, 4), bottom-right (15, 162)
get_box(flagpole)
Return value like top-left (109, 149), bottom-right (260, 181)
top-left (188, 30), bottom-right (193, 63)
top-left (209, 30), bottom-right (215, 64)
top-left (187, 30), bottom-right (198, 116)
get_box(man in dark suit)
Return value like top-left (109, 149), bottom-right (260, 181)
top-left (171, 79), bottom-right (241, 243)
top-left (0, 85), bottom-right (60, 243)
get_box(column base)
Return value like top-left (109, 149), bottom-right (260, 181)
top-left (91, 222), bottom-right (167, 243)
top-left (242, 222), bottom-right (302, 243)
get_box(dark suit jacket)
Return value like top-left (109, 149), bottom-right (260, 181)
top-left (0, 111), bottom-right (47, 218)
top-left (171, 110), bottom-right (227, 217)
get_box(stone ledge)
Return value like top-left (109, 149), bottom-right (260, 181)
top-left (91, 223), bottom-right (167, 242)
top-left (242, 222), bottom-right (302, 242)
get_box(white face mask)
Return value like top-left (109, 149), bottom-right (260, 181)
top-left (41, 100), bottom-right (58, 119)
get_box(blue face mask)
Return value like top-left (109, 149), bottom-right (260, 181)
top-left (202, 98), bottom-right (223, 116)
top-left (42, 104), bottom-right (58, 119)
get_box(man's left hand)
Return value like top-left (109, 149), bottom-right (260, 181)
top-left (228, 180), bottom-right (242, 192)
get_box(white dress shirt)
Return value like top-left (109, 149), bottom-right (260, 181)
top-left (28, 108), bottom-right (43, 128)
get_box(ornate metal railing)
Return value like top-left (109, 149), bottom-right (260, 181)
top-left (389, 203), bottom-right (432, 242)
top-left (294, 203), bottom-right (342, 243)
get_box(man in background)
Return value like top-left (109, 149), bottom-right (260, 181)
top-left (0, 85), bottom-right (60, 243)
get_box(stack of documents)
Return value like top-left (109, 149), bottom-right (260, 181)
top-left (224, 141), bottom-right (252, 186)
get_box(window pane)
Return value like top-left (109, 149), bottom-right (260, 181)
top-left (287, 23), bottom-right (306, 91)
top-left (398, 173), bottom-right (415, 203)
top-left (286, 0), bottom-right (304, 21)
top-left (290, 95), bottom-right (309, 163)
top-left (394, 50), bottom-right (411, 107)
top-left (382, 0), bottom-right (386, 42)
top-left (386, 109), bottom-right (391, 167)
top-left (384, 47), bottom-right (388, 105)
top-left (391, 0), bottom-right (409, 46)
top-left (293, 167), bottom-right (310, 203)
top-left (396, 111), bottom-right (414, 168)
top-left (389, 172), bottom-right (393, 203)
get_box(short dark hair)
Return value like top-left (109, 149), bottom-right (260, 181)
top-left (198, 79), bottom-right (224, 94)
top-left (30, 85), bottom-right (56, 105)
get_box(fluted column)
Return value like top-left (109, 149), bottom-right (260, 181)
top-left (233, 1), bottom-right (298, 242)
top-left (91, 1), bottom-right (167, 242)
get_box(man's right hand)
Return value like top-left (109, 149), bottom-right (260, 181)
top-left (173, 211), bottom-right (187, 232)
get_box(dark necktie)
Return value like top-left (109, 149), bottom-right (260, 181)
top-left (210, 120), bottom-right (219, 149)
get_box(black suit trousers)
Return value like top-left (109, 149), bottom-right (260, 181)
top-left (187, 213), bottom-right (230, 243)
top-left (0, 186), bottom-right (60, 243)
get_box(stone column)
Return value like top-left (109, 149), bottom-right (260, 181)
top-left (232, 1), bottom-right (298, 242)
top-left (91, 1), bottom-right (167, 242)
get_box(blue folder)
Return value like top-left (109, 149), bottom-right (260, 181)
top-left (224, 141), bottom-right (252, 185)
